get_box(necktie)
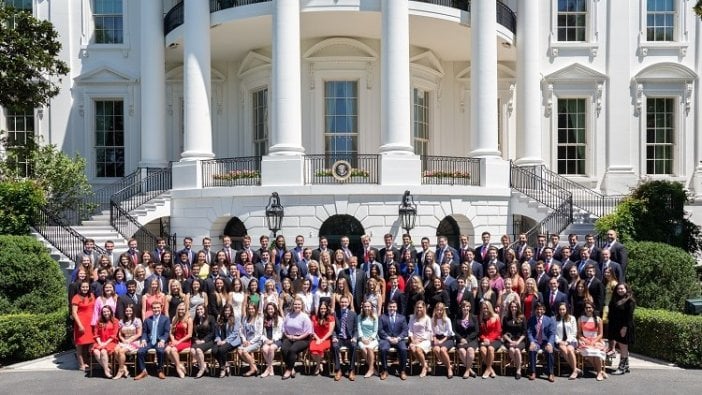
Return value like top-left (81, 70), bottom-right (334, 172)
top-left (340, 310), bottom-right (348, 339)
top-left (457, 289), bottom-right (463, 303)
top-left (225, 249), bottom-right (231, 264)
top-left (550, 292), bottom-right (555, 306)
top-left (132, 293), bottom-right (138, 304)
top-left (391, 314), bottom-right (395, 330)
top-left (151, 315), bottom-right (159, 345)
top-left (536, 317), bottom-right (543, 343)
top-left (481, 246), bottom-right (487, 260)
top-left (350, 269), bottom-right (356, 292)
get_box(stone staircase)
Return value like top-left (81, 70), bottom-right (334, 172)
top-left (128, 191), bottom-right (171, 225)
top-left (30, 230), bottom-right (74, 283)
top-left (509, 190), bottom-right (551, 223)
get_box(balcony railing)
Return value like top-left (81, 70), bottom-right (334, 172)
top-left (202, 156), bottom-right (262, 187)
top-left (304, 154), bottom-right (379, 184)
top-left (164, 0), bottom-right (516, 36)
top-left (421, 155), bottom-right (480, 186)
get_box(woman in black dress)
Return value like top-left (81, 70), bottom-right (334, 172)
top-left (190, 304), bottom-right (217, 378)
top-left (608, 283), bottom-right (635, 375)
top-left (453, 299), bottom-right (479, 379)
top-left (501, 301), bottom-right (526, 379)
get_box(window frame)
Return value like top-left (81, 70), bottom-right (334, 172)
top-left (251, 87), bottom-right (269, 157)
top-left (2, 106), bottom-right (35, 177)
top-left (80, 0), bottom-right (130, 54)
top-left (412, 87), bottom-right (430, 157)
top-left (555, 97), bottom-right (588, 176)
top-left (93, 98), bottom-right (126, 178)
top-left (637, 0), bottom-right (689, 56)
top-left (92, 0), bottom-right (124, 44)
top-left (549, 0), bottom-right (599, 57)
top-left (644, 97), bottom-right (675, 175)
top-left (322, 80), bottom-right (360, 166)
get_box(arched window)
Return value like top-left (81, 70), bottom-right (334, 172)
top-left (437, 216), bottom-right (460, 250)
top-left (223, 217), bottom-right (248, 250)
top-left (318, 214), bottom-right (365, 253)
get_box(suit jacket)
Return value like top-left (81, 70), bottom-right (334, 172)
top-left (219, 247), bottom-right (237, 266)
top-left (527, 314), bottom-right (556, 346)
top-left (535, 272), bottom-right (551, 295)
top-left (473, 244), bottom-right (491, 264)
top-left (542, 289), bottom-right (568, 317)
top-left (141, 314), bottom-right (171, 346)
top-left (333, 309), bottom-right (358, 341)
top-left (378, 246), bottom-right (400, 263)
top-left (582, 244), bottom-right (601, 264)
top-left (586, 277), bottom-right (606, 314)
top-left (311, 248), bottom-right (331, 262)
top-left (177, 248), bottom-right (196, 265)
top-left (338, 268), bottom-right (367, 311)
top-left (398, 245), bottom-right (417, 263)
top-left (216, 319), bottom-right (243, 347)
top-left (145, 274), bottom-right (169, 294)
top-left (605, 241), bottom-right (628, 274)
top-left (116, 292), bottom-right (143, 320)
top-left (151, 248), bottom-right (169, 263)
top-left (385, 288), bottom-right (405, 314)
top-left (542, 259), bottom-right (561, 275)
top-left (76, 250), bottom-right (101, 267)
top-left (378, 313), bottom-right (408, 340)
top-left (598, 260), bottom-right (625, 283)
top-left (575, 258), bottom-right (599, 279)
top-left (435, 245), bottom-right (459, 265)
top-left (357, 246), bottom-right (380, 264)
top-left (449, 287), bottom-right (473, 318)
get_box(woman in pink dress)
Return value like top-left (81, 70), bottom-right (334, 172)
top-left (578, 300), bottom-right (608, 381)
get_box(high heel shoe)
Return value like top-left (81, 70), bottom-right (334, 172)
top-left (104, 369), bottom-right (113, 379)
top-left (281, 370), bottom-right (291, 380)
top-left (112, 370), bottom-right (124, 380)
top-left (260, 368), bottom-right (271, 378)
top-left (243, 368), bottom-right (258, 377)
top-left (122, 367), bottom-right (130, 379)
top-left (219, 366), bottom-right (229, 378)
top-left (291, 370), bottom-right (296, 379)
top-left (447, 369), bottom-right (454, 379)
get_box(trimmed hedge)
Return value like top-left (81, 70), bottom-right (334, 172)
top-left (632, 308), bottom-right (702, 368)
top-left (0, 308), bottom-right (69, 364)
top-left (0, 180), bottom-right (45, 235)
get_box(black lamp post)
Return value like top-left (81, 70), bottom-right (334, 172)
top-left (265, 192), bottom-right (284, 237)
top-left (398, 190), bottom-right (417, 235)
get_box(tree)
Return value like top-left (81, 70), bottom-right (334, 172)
top-left (696, 0), bottom-right (702, 19)
top-left (0, 5), bottom-right (69, 109)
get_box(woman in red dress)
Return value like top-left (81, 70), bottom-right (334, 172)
top-left (71, 280), bottom-right (95, 371)
top-left (478, 301), bottom-right (502, 379)
top-left (92, 305), bottom-right (119, 377)
top-left (165, 302), bottom-right (193, 378)
top-left (308, 300), bottom-right (335, 375)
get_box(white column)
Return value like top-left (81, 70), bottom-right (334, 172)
top-left (514, 0), bottom-right (542, 166)
top-left (380, 0), bottom-right (412, 154)
top-left (378, 0), bottom-right (420, 185)
top-left (181, 0), bottom-right (213, 161)
top-left (692, 14), bottom-right (702, 200)
top-left (139, 0), bottom-right (167, 168)
top-left (470, 0), bottom-right (500, 158)
top-left (261, 0), bottom-right (304, 185)
top-left (269, 0), bottom-right (303, 155)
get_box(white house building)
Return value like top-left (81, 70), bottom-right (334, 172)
top-left (3, 0), bottom-right (702, 252)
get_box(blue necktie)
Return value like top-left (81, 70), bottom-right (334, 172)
top-left (151, 315), bottom-right (159, 345)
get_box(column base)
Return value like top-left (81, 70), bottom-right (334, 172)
top-left (379, 154), bottom-right (421, 185)
top-left (690, 168), bottom-right (702, 202)
top-left (469, 148), bottom-right (502, 158)
top-left (180, 151), bottom-right (214, 161)
top-left (513, 157), bottom-right (544, 167)
top-left (268, 144), bottom-right (305, 155)
top-left (261, 154), bottom-right (304, 186)
top-left (480, 157), bottom-right (510, 188)
top-left (601, 167), bottom-right (638, 195)
top-left (172, 160), bottom-right (202, 190)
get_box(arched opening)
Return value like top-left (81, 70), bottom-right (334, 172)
top-left (437, 216), bottom-right (461, 250)
top-left (318, 214), bottom-right (365, 253)
top-left (511, 214), bottom-right (538, 240)
top-left (223, 217), bottom-right (248, 250)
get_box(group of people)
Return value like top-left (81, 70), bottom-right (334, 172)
top-left (70, 229), bottom-right (635, 382)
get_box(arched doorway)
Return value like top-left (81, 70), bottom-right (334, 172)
top-left (318, 215), bottom-right (365, 253)
top-left (437, 216), bottom-right (460, 250)
top-left (223, 217), bottom-right (247, 250)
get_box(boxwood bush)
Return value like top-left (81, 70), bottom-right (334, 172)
top-left (632, 308), bottom-right (702, 368)
top-left (626, 241), bottom-right (701, 311)
top-left (0, 236), bottom-right (68, 365)
top-left (0, 180), bottom-right (44, 235)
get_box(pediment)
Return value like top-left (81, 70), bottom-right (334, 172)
top-left (166, 66), bottom-right (226, 82)
top-left (410, 51), bottom-right (444, 78)
top-left (237, 51), bottom-right (272, 78)
top-left (456, 63), bottom-right (516, 81)
top-left (304, 37), bottom-right (377, 61)
top-left (74, 66), bottom-right (136, 84)
top-left (544, 63), bottom-right (607, 83)
top-left (634, 62), bottom-right (697, 82)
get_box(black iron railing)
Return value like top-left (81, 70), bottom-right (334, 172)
top-left (110, 166), bottom-right (175, 251)
top-left (420, 155), bottom-right (480, 186)
top-left (33, 206), bottom-right (106, 264)
top-left (510, 162), bottom-right (573, 211)
top-left (202, 156), bottom-right (262, 187)
top-left (516, 199), bottom-right (574, 248)
top-left (164, 0), bottom-right (516, 36)
top-left (532, 165), bottom-right (623, 218)
top-left (304, 154), bottom-right (379, 184)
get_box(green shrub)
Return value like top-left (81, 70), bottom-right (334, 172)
top-left (0, 180), bottom-right (45, 235)
top-left (0, 235), bottom-right (66, 315)
top-left (626, 241), bottom-right (701, 311)
top-left (632, 308), bottom-right (702, 368)
top-left (0, 308), bottom-right (68, 364)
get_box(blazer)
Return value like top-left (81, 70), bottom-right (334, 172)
top-left (261, 317), bottom-right (284, 342)
top-left (435, 245), bottom-right (459, 265)
top-left (378, 246), bottom-right (400, 263)
top-left (357, 246), bottom-right (380, 264)
top-left (378, 313), bottom-right (408, 340)
top-left (527, 314), bottom-right (556, 346)
top-left (453, 315), bottom-right (479, 344)
top-left (398, 245), bottom-right (418, 264)
top-left (216, 318), bottom-right (243, 347)
top-left (586, 277), bottom-right (606, 313)
top-left (449, 287), bottom-right (474, 319)
top-left (338, 268), bottom-right (367, 311)
top-left (311, 248), bottom-right (331, 262)
top-left (385, 288), bottom-right (405, 315)
top-left (141, 314), bottom-right (171, 346)
top-left (116, 292), bottom-right (143, 320)
top-left (333, 309), bottom-right (358, 341)
top-left (542, 290), bottom-right (569, 317)
top-left (192, 315), bottom-right (217, 342)
top-left (555, 315), bottom-right (578, 344)
top-left (535, 272), bottom-right (551, 295)
top-left (606, 242), bottom-right (628, 273)
top-left (473, 244), bottom-right (491, 264)
top-left (599, 261), bottom-right (625, 283)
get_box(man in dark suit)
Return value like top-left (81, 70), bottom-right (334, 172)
top-left (527, 302), bottom-right (556, 382)
top-left (378, 233), bottom-right (399, 266)
top-left (603, 229), bottom-right (628, 275)
top-left (76, 238), bottom-right (101, 268)
top-left (483, 247), bottom-right (505, 277)
top-left (435, 235), bottom-right (459, 266)
top-left (237, 235), bottom-right (255, 266)
top-left (151, 238), bottom-right (168, 263)
top-left (457, 234), bottom-right (475, 264)
top-left (514, 233), bottom-right (530, 263)
top-left (585, 265), bottom-right (605, 314)
top-left (177, 237), bottom-right (196, 265)
top-left (598, 249), bottom-right (625, 283)
top-left (219, 235), bottom-right (236, 267)
top-left (332, 295), bottom-right (358, 381)
top-left (567, 234), bottom-right (582, 262)
top-left (416, 237), bottom-right (432, 269)
top-left (378, 300), bottom-right (409, 380)
top-left (338, 256), bottom-right (367, 312)
top-left (204, 262), bottom-right (232, 293)
top-left (541, 247), bottom-right (561, 275)
top-left (543, 278), bottom-right (568, 317)
top-left (449, 277), bottom-right (473, 319)
top-left (583, 234), bottom-right (601, 264)
top-left (398, 234), bottom-right (417, 264)
top-left (548, 264), bottom-right (569, 293)
top-left (311, 236), bottom-right (331, 262)
top-left (116, 280), bottom-right (143, 320)
top-left (576, 248), bottom-right (599, 280)
top-left (201, 237), bottom-right (216, 265)
top-left (461, 250), bottom-right (484, 280)
top-left (290, 234), bottom-right (306, 264)
top-left (386, 276), bottom-right (404, 314)
top-left (357, 234), bottom-right (380, 266)
top-left (134, 301), bottom-right (171, 380)
top-left (533, 234), bottom-right (548, 262)
top-left (252, 234), bottom-right (269, 264)
top-left (534, 261), bottom-right (551, 295)
top-left (145, 262), bottom-right (168, 294)
top-left (474, 231), bottom-right (492, 265)
top-left (361, 249), bottom-right (383, 279)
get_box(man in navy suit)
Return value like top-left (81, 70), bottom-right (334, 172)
top-left (474, 231), bottom-right (492, 264)
top-left (599, 249), bottom-right (625, 283)
top-left (134, 301), bottom-right (171, 380)
top-left (543, 278), bottom-right (568, 317)
top-left (338, 256), bottom-right (367, 312)
top-left (602, 229), bottom-right (628, 274)
top-left (435, 236), bottom-right (459, 266)
top-left (527, 302), bottom-right (556, 382)
top-left (378, 300), bottom-right (408, 380)
top-left (386, 276), bottom-right (405, 314)
top-left (332, 296), bottom-right (358, 381)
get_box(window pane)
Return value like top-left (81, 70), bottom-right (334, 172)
top-left (556, 98), bottom-right (587, 175)
top-left (95, 100), bottom-right (125, 177)
top-left (324, 81), bottom-right (359, 159)
top-left (645, 97), bottom-right (674, 174)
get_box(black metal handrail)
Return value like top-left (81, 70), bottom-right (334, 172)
top-left (534, 165), bottom-right (623, 218)
top-left (202, 156), bottom-right (262, 187)
top-left (510, 162), bottom-right (573, 211)
top-left (420, 155), bottom-right (480, 186)
top-left (110, 200), bottom-right (174, 255)
top-left (164, 0), bottom-right (516, 36)
top-left (516, 199), bottom-right (574, 248)
top-left (304, 154), bottom-right (379, 184)
top-left (33, 206), bottom-right (106, 264)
